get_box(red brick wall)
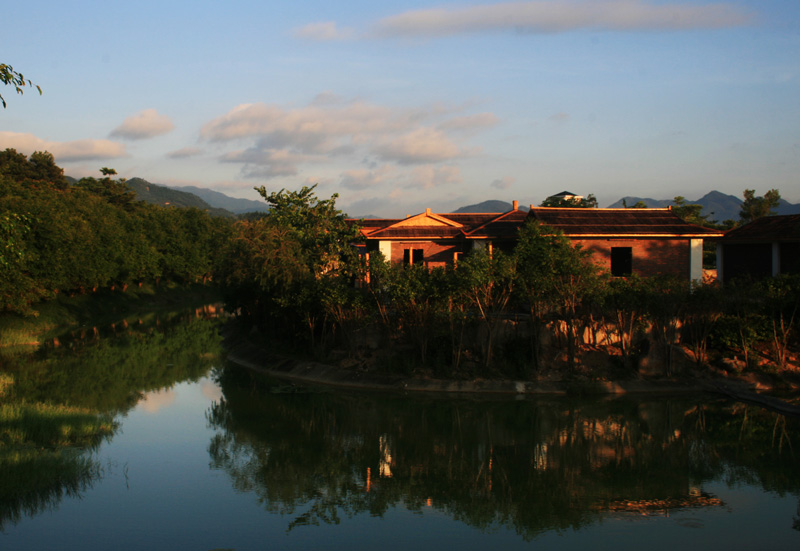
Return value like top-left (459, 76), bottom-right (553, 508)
top-left (573, 238), bottom-right (690, 279)
top-left (390, 241), bottom-right (467, 268)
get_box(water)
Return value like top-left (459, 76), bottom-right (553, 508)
top-left (2, 313), bottom-right (799, 550)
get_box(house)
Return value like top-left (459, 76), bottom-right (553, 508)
top-left (547, 190), bottom-right (584, 203)
top-left (351, 202), bottom-right (724, 281)
top-left (716, 214), bottom-right (800, 283)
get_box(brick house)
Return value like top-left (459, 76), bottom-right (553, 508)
top-left (351, 203), bottom-right (723, 281)
top-left (716, 214), bottom-right (800, 282)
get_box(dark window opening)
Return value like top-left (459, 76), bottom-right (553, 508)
top-left (403, 248), bottom-right (425, 266)
top-left (611, 247), bottom-right (633, 277)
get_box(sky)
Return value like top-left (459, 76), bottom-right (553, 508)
top-left (2, 0), bottom-right (799, 217)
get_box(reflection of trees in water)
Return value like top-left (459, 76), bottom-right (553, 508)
top-left (0, 402), bottom-right (116, 531)
top-left (0, 448), bottom-right (104, 531)
top-left (0, 309), bottom-right (223, 529)
top-left (4, 313), bottom-right (223, 413)
top-left (208, 367), bottom-right (800, 538)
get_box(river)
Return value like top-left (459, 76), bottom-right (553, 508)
top-left (1, 311), bottom-right (799, 550)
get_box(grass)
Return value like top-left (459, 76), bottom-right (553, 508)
top-left (0, 401), bottom-right (117, 450)
top-left (0, 282), bottom-right (223, 350)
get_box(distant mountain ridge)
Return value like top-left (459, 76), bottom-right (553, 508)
top-left (608, 191), bottom-right (800, 223)
top-left (449, 191), bottom-right (800, 222)
top-left (168, 185), bottom-right (270, 215)
top-left (124, 178), bottom-right (234, 217)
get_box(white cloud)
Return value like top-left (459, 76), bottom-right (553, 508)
top-left (491, 176), bottom-right (515, 190)
top-left (167, 146), bottom-right (203, 159)
top-left (292, 21), bottom-right (355, 41)
top-left (0, 131), bottom-right (127, 162)
top-left (548, 112), bottom-right (571, 123)
top-left (363, 1), bottom-right (754, 39)
top-left (202, 98), bottom-right (492, 180)
top-left (110, 109), bottom-right (174, 140)
top-left (220, 148), bottom-right (314, 179)
top-left (409, 165), bottom-right (463, 189)
top-left (138, 388), bottom-right (176, 414)
top-left (438, 112), bottom-right (499, 133)
top-left (374, 127), bottom-right (462, 165)
top-left (339, 165), bottom-right (395, 190)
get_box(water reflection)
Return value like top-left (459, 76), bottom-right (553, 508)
top-left (0, 308), bottom-right (224, 530)
top-left (208, 366), bottom-right (800, 539)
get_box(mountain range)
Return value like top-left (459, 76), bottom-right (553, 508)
top-left (606, 191), bottom-right (800, 223)
top-left (73, 176), bottom-right (800, 222)
top-left (448, 192), bottom-right (800, 222)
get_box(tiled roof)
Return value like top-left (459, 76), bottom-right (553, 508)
top-left (465, 209), bottom-right (529, 238)
top-left (721, 214), bottom-right (800, 242)
top-left (527, 208), bottom-right (724, 237)
top-left (348, 207), bottom-right (725, 239)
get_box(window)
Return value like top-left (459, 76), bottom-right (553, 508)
top-left (403, 248), bottom-right (424, 266)
top-left (611, 247), bottom-right (632, 277)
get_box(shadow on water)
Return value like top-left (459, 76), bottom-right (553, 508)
top-left (208, 365), bottom-right (800, 540)
top-left (0, 306), bottom-right (225, 530)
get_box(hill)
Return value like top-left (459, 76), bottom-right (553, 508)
top-left (125, 178), bottom-right (234, 218)
top-left (453, 200), bottom-right (515, 213)
top-left (607, 191), bottom-right (800, 223)
top-left (168, 185), bottom-right (270, 215)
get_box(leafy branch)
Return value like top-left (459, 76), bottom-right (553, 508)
top-left (1, 63), bottom-right (42, 108)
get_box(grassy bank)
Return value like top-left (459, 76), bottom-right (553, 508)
top-left (0, 283), bottom-right (223, 350)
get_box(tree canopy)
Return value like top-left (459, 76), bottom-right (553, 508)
top-left (740, 189), bottom-right (781, 224)
top-left (540, 194), bottom-right (598, 208)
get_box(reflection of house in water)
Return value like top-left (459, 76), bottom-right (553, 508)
top-left (379, 434), bottom-right (393, 478)
top-left (595, 489), bottom-right (724, 516)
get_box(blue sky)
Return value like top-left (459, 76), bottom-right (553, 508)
top-left (2, 0), bottom-right (798, 216)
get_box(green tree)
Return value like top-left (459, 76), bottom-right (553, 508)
top-left (0, 63), bottom-right (41, 108)
top-left (457, 250), bottom-right (516, 369)
top-left (254, 184), bottom-right (359, 278)
top-left (622, 199), bottom-right (648, 208)
top-left (540, 194), bottom-right (598, 208)
top-left (513, 221), bottom-right (599, 371)
top-left (740, 189), bottom-right (781, 224)
top-left (0, 149), bottom-right (67, 189)
top-left (671, 196), bottom-right (711, 226)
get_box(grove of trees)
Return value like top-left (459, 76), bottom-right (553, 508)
top-left (0, 149), bottom-right (231, 314)
top-left (2, 149), bottom-right (797, 377)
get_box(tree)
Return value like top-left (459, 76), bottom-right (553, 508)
top-left (540, 194), bottom-right (598, 208)
top-left (671, 196), bottom-right (711, 226)
top-left (0, 149), bottom-right (66, 188)
top-left (254, 184), bottom-right (360, 279)
top-left (740, 189), bottom-right (781, 224)
top-left (622, 199), bottom-right (648, 208)
top-left (514, 220), bottom-right (599, 371)
top-left (0, 63), bottom-right (41, 108)
top-left (75, 167), bottom-right (136, 210)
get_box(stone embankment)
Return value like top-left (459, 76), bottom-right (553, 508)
top-left (225, 334), bottom-right (800, 417)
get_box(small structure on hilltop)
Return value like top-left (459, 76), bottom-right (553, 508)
top-left (716, 214), bottom-right (800, 282)
top-left (350, 202), bottom-right (723, 281)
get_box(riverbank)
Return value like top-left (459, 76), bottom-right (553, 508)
top-left (223, 328), bottom-right (800, 412)
top-left (0, 283), bottom-right (223, 350)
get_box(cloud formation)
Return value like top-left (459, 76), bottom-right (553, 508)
top-left (300, 1), bottom-right (753, 41)
top-left (339, 165), bottom-right (395, 190)
top-left (491, 176), bottom-right (515, 190)
top-left (167, 146), bottom-right (204, 159)
top-left (201, 98), bottom-right (487, 183)
top-left (110, 109), bottom-right (174, 140)
top-left (292, 21), bottom-right (355, 41)
top-left (0, 131), bottom-right (127, 161)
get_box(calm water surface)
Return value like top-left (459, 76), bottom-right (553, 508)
top-left (2, 313), bottom-right (799, 550)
